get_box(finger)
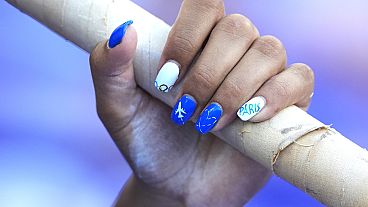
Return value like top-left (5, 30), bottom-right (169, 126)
top-left (91, 21), bottom-right (136, 78)
top-left (170, 15), bottom-right (259, 130)
top-left (245, 63), bottom-right (314, 122)
top-left (89, 21), bottom-right (140, 133)
top-left (209, 35), bottom-right (287, 131)
top-left (154, 0), bottom-right (225, 93)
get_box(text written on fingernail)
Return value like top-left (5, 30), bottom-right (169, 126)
top-left (237, 96), bottom-right (266, 121)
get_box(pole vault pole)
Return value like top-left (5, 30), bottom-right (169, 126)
top-left (6, 0), bottom-right (368, 206)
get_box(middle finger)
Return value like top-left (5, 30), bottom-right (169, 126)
top-left (171, 14), bottom-right (259, 126)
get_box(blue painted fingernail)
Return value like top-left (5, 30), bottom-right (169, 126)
top-left (195, 103), bottom-right (223, 134)
top-left (108, 20), bottom-right (133, 49)
top-left (171, 95), bottom-right (197, 126)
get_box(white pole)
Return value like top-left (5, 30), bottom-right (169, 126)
top-left (6, 0), bottom-right (368, 206)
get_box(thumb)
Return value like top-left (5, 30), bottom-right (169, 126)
top-left (90, 20), bottom-right (137, 80)
top-left (90, 20), bottom-right (141, 134)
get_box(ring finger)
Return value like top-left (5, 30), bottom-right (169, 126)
top-left (198, 35), bottom-right (287, 133)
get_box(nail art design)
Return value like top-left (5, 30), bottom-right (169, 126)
top-left (195, 103), bottom-right (223, 134)
top-left (154, 60), bottom-right (180, 93)
top-left (237, 96), bottom-right (266, 121)
top-left (171, 95), bottom-right (197, 126)
top-left (108, 20), bottom-right (133, 49)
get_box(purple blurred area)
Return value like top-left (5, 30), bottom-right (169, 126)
top-left (0, 0), bottom-right (367, 206)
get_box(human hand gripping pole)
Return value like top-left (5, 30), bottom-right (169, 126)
top-left (6, 0), bottom-right (368, 206)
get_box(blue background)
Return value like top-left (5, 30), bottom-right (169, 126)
top-left (1, 0), bottom-right (367, 206)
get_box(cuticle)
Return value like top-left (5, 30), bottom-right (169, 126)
top-left (167, 59), bottom-right (181, 68)
top-left (183, 94), bottom-right (197, 104)
top-left (211, 102), bottom-right (223, 112)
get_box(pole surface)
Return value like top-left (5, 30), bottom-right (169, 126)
top-left (6, 0), bottom-right (368, 206)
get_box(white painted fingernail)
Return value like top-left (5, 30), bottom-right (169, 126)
top-left (154, 60), bottom-right (180, 93)
top-left (237, 96), bottom-right (266, 122)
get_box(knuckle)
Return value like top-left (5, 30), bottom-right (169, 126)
top-left (89, 52), bottom-right (97, 68)
top-left (221, 81), bottom-right (244, 102)
top-left (223, 81), bottom-right (244, 97)
top-left (96, 102), bottom-right (130, 136)
top-left (96, 107), bottom-right (106, 123)
top-left (216, 14), bottom-right (257, 40)
top-left (254, 35), bottom-right (286, 59)
top-left (194, 0), bottom-right (224, 16)
top-left (89, 45), bottom-right (99, 67)
top-left (291, 63), bottom-right (315, 83)
top-left (96, 104), bottom-right (109, 124)
top-left (89, 42), bottom-right (105, 70)
top-left (193, 64), bottom-right (216, 89)
top-left (168, 29), bottom-right (197, 56)
top-left (270, 78), bottom-right (291, 101)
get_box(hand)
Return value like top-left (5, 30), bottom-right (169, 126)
top-left (89, 1), bottom-right (314, 206)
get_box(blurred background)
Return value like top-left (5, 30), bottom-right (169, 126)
top-left (1, 0), bottom-right (367, 206)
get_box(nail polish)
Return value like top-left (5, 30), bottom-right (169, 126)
top-left (154, 60), bottom-right (180, 93)
top-left (171, 95), bottom-right (197, 126)
top-left (237, 96), bottom-right (266, 121)
top-left (108, 20), bottom-right (133, 49)
top-left (195, 103), bottom-right (223, 134)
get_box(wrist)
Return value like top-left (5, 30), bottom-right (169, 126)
top-left (114, 175), bottom-right (184, 207)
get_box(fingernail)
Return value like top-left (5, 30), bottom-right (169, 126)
top-left (171, 95), bottom-right (197, 126)
top-left (154, 60), bottom-right (180, 93)
top-left (237, 96), bottom-right (266, 121)
top-left (108, 20), bottom-right (133, 49)
top-left (195, 103), bottom-right (223, 134)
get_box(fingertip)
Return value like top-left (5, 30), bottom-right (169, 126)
top-left (107, 24), bottom-right (138, 63)
top-left (107, 20), bottom-right (134, 49)
top-left (247, 107), bottom-right (272, 123)
top-left (90, 22), bottom-right (137, 76)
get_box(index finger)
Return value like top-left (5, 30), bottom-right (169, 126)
top-left (154, 0), bottom-right (225, 93)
